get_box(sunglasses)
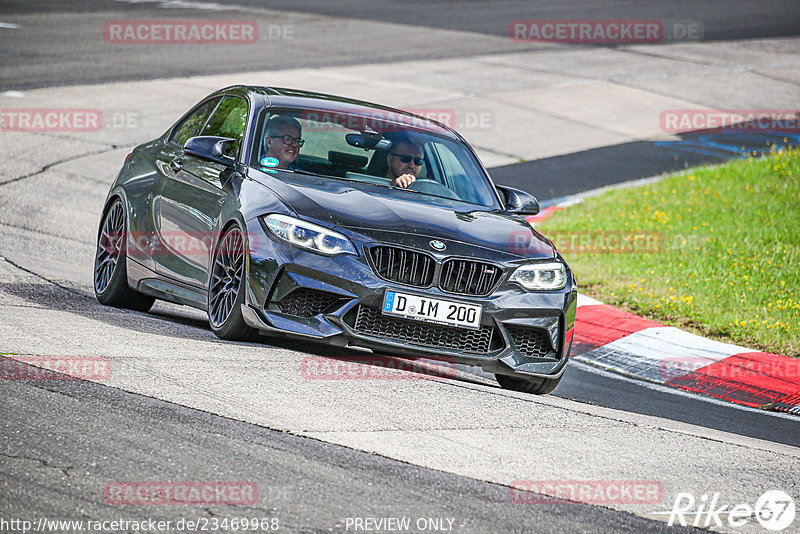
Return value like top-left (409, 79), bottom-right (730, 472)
top-left (270, 135), bottom-right (305, 147)
top-left (390, 153), bottom-right (424, 166)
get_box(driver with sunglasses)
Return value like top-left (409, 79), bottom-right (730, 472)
top-left (263, 115), bottom-right (304, 170)
top-left (386, 133), bottom-right (424, 188)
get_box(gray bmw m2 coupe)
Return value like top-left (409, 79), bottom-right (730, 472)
top-left (94, 86), bottom-right (577, 393)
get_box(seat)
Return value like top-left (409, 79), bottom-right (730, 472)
top-left (366, 148), bottom-right (389, 178)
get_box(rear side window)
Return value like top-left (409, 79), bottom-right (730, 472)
top-left (170, 98), bottom-right (220, 147)
top-left (200, 96), bottom-right (248, 157)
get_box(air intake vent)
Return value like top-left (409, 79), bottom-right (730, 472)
top-left (353, 305), bottom-right (498, 354)
top-left (506, 325), bottom-right (553, 358)
top-left (275, 288), bottom-right (344, 317)
top-left (368, 246), bottom-right (435, 288)
top-left (439, 259), bottom-right (502, 296)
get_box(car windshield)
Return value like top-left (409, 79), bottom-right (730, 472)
top-left (249, 108), bottom-right (500, 208)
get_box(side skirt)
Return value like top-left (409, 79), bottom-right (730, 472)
top-left (127, 258), bottom-right (207, 311)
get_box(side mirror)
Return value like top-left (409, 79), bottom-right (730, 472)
top-left (496, 185), bottom-right (540, 215)
top-left (183, 136), bottom-right (236, 166)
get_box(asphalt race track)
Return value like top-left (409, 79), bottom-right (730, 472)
top-left (3, 359), bottom-right (701, 533)
top-left (1, 1), bottom-right (799, 533)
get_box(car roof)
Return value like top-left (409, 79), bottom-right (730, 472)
top-left (214, 85), bottom-right (457, 138)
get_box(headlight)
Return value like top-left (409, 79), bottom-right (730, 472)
top-left (509, 262), bottom-right (567, 290)
top-left (263, 214), bottom-right (357, 256)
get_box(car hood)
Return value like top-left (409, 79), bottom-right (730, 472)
top-left (249, 169), bottom-right (556, 259)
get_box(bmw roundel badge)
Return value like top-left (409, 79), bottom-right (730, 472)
top-left (430, 240), bottom-right (446, 251)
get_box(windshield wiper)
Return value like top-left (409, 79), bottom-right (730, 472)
top-left (291, 168), bottom-right (379, 185)
top-left (289, 168), bottom-right (322, 177)
top-left (287, 168), bottom-right (425, 194)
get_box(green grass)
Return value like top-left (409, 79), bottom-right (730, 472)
top-left (538, 147), bottom-right (800, 357)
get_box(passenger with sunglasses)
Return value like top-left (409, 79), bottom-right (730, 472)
top-left (263, 115), bottom-right (304, 170)
top-left (386, 133), bottom-right (424, 188)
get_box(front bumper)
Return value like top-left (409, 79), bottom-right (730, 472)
top-left (242, 219), bottom-right (577, 380)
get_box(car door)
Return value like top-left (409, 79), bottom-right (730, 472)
top-left (144, 98), bottom-right (219, 271)
top-left (154, 95), bottom-right (248, 289)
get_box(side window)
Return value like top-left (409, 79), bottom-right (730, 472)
top-left (200, 96), bottom-right (248, 158)
top-left (431, 141), bottom-right (475, 201)
top-left (170, 98), bottom-right (220, 147)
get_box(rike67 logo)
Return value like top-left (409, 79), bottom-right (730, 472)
top-left (656, 490), bottom-right (796, 531)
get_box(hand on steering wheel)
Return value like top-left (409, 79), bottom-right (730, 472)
top-left (393, 173), bottom-right (416, 188)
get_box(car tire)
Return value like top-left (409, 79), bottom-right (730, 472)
top-left (207, 223), bottom-right (254, 341)
top-left (495, 373), bottom-right (562, 395)
top-left (93, 198), bottom-right (155, 312)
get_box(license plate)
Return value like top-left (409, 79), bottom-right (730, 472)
top-left (382, 290), bottom-right (482, 330)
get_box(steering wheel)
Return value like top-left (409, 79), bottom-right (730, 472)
top-left (407, 179), bottom-right (459, 199)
